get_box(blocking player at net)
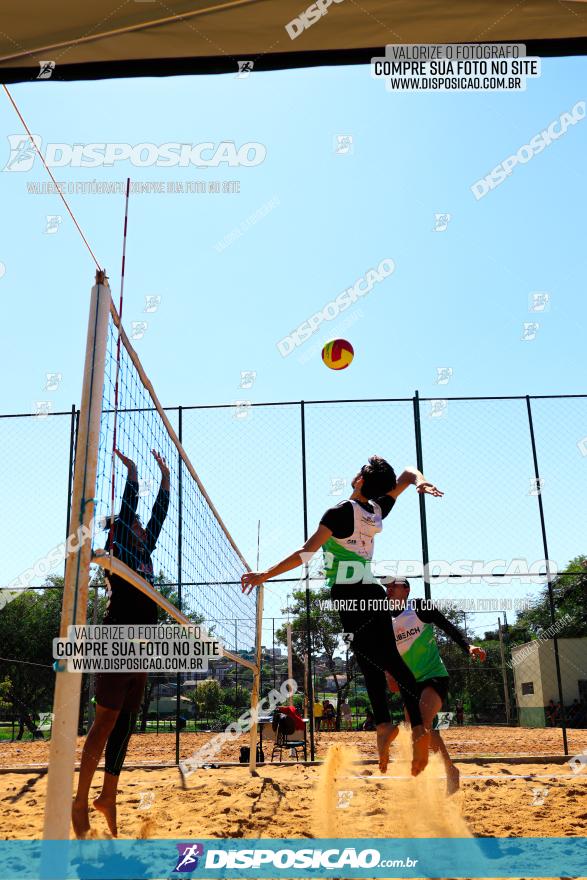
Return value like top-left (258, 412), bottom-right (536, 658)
top-left (242, 455), bottom-right (443, 775)
top-left (71, 447), bottom-right (170, 839)
top-left (383, 576), bottom-right (486, 794)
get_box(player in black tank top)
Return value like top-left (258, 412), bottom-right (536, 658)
top-left (242, 454), bottom-right (443, 776)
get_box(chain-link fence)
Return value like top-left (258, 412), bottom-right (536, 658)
top-left (1, 394), bottom-right (586, 760)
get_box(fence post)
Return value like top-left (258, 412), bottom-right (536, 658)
top-left (301, 401), bottom-right (315, 760)
top-left (175, 405), bottom-right (183, 764)
top-left (412, 390), bottom-right (431, 601)
top-left (498, 617), bottom-right (512, 724)
top-left (525, 396), bottom-right (568, 755)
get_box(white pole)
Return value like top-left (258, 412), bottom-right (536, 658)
top-left (43, 271), bottom-right (111, 840)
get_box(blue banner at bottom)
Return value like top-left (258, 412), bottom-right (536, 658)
top-left (0, 837), bottom-right (584, 879)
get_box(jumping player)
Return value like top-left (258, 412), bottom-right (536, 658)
top-left (382, 576), bottom-right (486, 794)
top-left (242, 455), bottom-right (443, 775)
top-left (72, 448), bottom-right (170, 838)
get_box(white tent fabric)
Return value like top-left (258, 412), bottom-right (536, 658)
top-left (1, 0), bottom-right (586, 81)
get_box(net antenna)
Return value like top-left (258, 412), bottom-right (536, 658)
top-left (43, 267), bottom-right (264, 839)
top-left (107, 177), bottom-right (131, 558)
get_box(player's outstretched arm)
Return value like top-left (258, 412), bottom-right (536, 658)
top-left (387, 465), bottom-right (443, 500)
top-left (115, 448), bottom-right (138, 480)
top-left (115, 449), bottom-right (139, 527)
top-left (241, 523), bottom-right (332, 594)
top-left (417, 603), bottom-right (485, 660)
top-left (146, 450), bottom-right (170, 551)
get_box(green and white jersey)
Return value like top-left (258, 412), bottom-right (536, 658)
top-left (391, 600), bottom-right (449, 681)
top-left (322, 499), bottom-right (383, 587)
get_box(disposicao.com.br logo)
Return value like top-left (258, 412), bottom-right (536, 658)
top-left (173, 844), bottom-right (417, 872)
top-left (4, 136), bottom-right (267, 171)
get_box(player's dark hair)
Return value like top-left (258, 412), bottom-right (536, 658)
top-left (360, 455), bottom-right (396, 498)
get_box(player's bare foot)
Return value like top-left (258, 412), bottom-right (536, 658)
top-left (446, 766), bottom-right (460, 796)
top-left (411, 725), bottom-right (430, 776)
top-left (376, 722), bottom-right (399, 773)
top-left (93, 796), bottom-right (118, 837)
top-left (72, 799), bottom-right (91, 839)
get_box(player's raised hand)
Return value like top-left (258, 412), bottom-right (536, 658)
top-left (469, 645), bottom-right (487, 662)
top-left (152, 449), bottom-right (170, 478)
top-left (241, 571), bottom-right (266, 595)
top-left (416, 481), bottom-right (443, 497)
top-left (115, 448), bottom-right (137, 471)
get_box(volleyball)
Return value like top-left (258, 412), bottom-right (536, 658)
top-left (321, 338), bottom-right (354, 370)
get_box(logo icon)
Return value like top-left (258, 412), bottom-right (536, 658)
top-left (530, 786), bottom-right (549, 806)
top-left (174, 843), bottom-right (204, 872)
top-left (429, 399), bottom-right (448, 419)
top-left (37, 61), bottom-right (56, 80)
top-left (337, 789), bottom-right (354, 809)
top-left (521, 322), bottom-right (539, 342)
top-left (43, 372), bottom-right (62, 391)
top-left (233, 400), bottom-right (252, 420)
top-left (434, 367), bottom-right (453, 385)
top-left (131, 321), bottom-right (148, 340)
top-left (238, 370), bottom-right (257, 390)
top-left (45, 215), bottom-right (62, 234)
top-left (529, 292), bottom-right (550, 313)
top-left (329, 477), bottom-right (347, 496)
top-left (4, 134), bottom-right (42, 172)
top-left (33, 401), bottom-right (53, 419)
top-left (433, 212), bottom-right (451, 232)
top-left (334, 135), bottom-right (353, 156)
top-left (144, 295), bottom-right (161, 313)
top-left (237, 60), bottom-right (254, 78)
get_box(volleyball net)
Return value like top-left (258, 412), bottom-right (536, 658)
top-left (92, 298), bottom-right (259, 655)
top-left (44, 272), bottom-right (263, 840)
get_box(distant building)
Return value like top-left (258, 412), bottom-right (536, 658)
top-left (511, 637), bottom-right (587, 726)
top-left (324, 674), bottom-right (347, 691)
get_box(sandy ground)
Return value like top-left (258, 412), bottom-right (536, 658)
top-left (1, 728), bottom-right (586, 842)
top-left (2, 725), bottom-right (586, 769)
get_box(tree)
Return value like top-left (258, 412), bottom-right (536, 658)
top-left (275, 588), bottom-right (359, 730)
top-left (0, 576), bottom-right (63, 738)
top-left (506, 555), bottom-right (587, 645)
top-left (185, 679), bottom-right (222, 726)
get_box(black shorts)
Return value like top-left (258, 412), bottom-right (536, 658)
top-left (95, 672), bottom-right (148, 713)
top-left (417, 676), bottom-right (449, 704)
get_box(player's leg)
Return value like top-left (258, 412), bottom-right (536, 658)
top-left (377, 625), bottom-right (428, 776)
top-left (430, 731), bottom-right (460, 794)
top-left (419, 681), bottom-right (459, 794)
top-left (72, 702), bottom-right (119, 838)
top-left (94, 710), bottom-right (138, 835)
top-left (94, 673), bottom-right (146, 836)
top-left (338, 595), bottom-right (426, 774)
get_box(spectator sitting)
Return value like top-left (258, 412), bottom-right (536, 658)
top-left (362, 710), bottom-right (376, 732)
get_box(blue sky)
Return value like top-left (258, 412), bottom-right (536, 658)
top-left (1, 58), bottom-right (586, 645)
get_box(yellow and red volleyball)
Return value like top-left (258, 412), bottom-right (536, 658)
top-left (321, 338), bottom-right (354, 370)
